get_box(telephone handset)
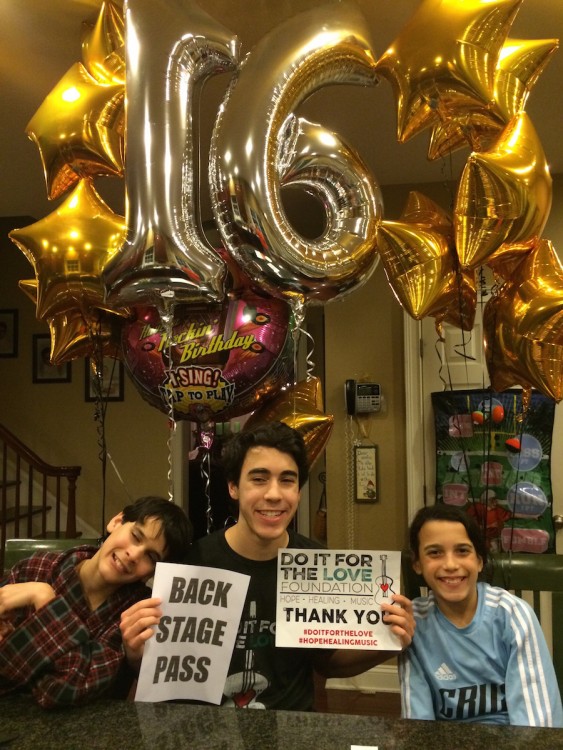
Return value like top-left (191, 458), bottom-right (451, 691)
top-left (345, 380), bottom-right (381, 415)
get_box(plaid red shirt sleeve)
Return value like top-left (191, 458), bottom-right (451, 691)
top-left (0, 547), bottom-right (149, 709)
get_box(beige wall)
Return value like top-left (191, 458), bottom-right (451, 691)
top-left (323, 179), bottom-right (458, 552)
top-left (324, 261), bottom-right (407, 550)
top-left (2, 174), bottom-right (563, 545)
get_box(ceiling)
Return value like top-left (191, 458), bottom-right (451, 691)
top-left (0, 0), bottom-right (561, 225)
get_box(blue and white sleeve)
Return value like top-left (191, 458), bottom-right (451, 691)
top-left (399, 649), bottom-right (436, 720)
top-left (503, 596), bottom-right (563, 727)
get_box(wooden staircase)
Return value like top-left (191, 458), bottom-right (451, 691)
top-left (0, 423), bottom-right (81, 570)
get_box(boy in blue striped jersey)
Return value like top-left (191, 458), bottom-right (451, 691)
top-left (400, 504), bottom-right (563, 726)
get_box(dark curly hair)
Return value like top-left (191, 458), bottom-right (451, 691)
top-left (409, 503), bottom-right (487, 566)
top-left (121, 496), bottom-right (192, 563)
top-left (221, 421), bottom-right (309, 489)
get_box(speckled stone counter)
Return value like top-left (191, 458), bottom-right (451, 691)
top-left (2, 694), bottom-right (563, 749)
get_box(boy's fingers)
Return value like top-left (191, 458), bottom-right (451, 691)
top-left (380, 597), bottom-right (415, 643)
top-left (121, 611), bottom-right (161, 639)
top-left (122, 597), bottom-right (162, 618)
top-left (121, 599), bottom-right (162, 628)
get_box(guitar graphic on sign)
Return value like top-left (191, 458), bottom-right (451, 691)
top-left (374, 554), bottom-right (395, 604)
top-left (223, 600), bottom-right (269, 708)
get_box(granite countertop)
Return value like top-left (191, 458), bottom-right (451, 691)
top-left (2, 694), bottom-right (562, 749)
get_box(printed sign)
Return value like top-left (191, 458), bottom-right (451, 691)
top-left (135, 563), bottom-right (250, 703)
top-left (276, 549), bottom-right (401, 650)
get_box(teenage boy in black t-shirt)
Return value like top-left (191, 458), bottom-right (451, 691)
top-left (121, 423), bottom-right (414, 710)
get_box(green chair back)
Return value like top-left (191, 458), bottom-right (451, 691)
top-left (3, 537), bottom-right (99, 573)
top-left (401, 550), bottom-right (563, 694)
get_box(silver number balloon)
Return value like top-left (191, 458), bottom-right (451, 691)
top-left (103, 0), bottom-right (239, 307)
top-left (209, 2), bottom-right (383, 305)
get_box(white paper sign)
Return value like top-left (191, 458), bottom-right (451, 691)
top-left (276, 549), bottom-right (401, 650)
top-left (135, 562), bottom-right (250, 703)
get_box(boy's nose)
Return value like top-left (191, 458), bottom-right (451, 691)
top-left (127, 547), bottom-right (142, 564)
top-left (264, 481), bottom-right (282, 500)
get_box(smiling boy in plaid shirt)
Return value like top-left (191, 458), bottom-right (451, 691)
top-left (0, 495), bottom-right (191, 708)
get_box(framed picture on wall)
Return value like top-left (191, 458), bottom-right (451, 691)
top-left (85, 356), bottom-right (124, 402)
top-left (0, 309), bottom-right (18, 358)
top-left (354, 444), bottom-right (378, 503)
top-left (32, 334), bottom-right (71, 383)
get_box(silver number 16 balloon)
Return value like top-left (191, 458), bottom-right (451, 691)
top-left (209, 2), bottom-right (383, 306)
top-left (105, 0), bottom-right (382, 310)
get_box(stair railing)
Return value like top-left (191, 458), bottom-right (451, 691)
top-left (0, 423), bottom-right (81, 569)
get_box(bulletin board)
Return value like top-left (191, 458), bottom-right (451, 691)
top-left (432, 389), bottom-right (556, 553)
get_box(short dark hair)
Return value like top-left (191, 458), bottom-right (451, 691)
top-left (121, 496), bottom-right (192, 563)
top-left (409, 504), bottom-right (487, 565)
top-left (221, 421), bottom-right (309, 489)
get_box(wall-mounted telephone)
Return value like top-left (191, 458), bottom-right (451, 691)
top-left (345, 380), bottom-right (382, 414)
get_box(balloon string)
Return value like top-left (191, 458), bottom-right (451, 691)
top-left (439, 149), bottom-right (456, 212)
top-left (452, 265), bottom-right (474, 384)
top-left (302, 328), bottom-right (316, 380)
top-left (160, 291), bottom-right (177, 502)
top-left (345, 415), bottom-right (357, 548)
top-left (473, 391), bottom-right (496, 544)
top-left (289, 295), bottom-right (318, 417)
top-left (505, 394), bottom-right (528, 553)
top-left (435, 334), bottom-right (450, 392)
top-left (166, 418), bottom-right (177, 503)
top-left (105, 451), bottom-right (134, 502)
top-left (292, 326), bottom-right (300, 389)
top-left (86, 314), bottom-right (132, 518)
top-left (85, 311), bottom-right (108, 533)
top-left (435, 264), bottom-right (490, 393)
top-left (200, 448), bottom-right (214, 535)
top-left (291, 296), bottom-right (305, 377)
top-left (290, 295), bottom-right (306, 417)
top-left (448, 401), bottom-right (478, 507)
top-left (477, 267), bottom-right (491, 392)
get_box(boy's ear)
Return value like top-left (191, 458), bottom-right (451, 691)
top-left (228, 481), bottom-right (239, 501)
top-left (106, 511), bottom-right (125, 534)
top-left (412, 558), bottom-right (422, 575)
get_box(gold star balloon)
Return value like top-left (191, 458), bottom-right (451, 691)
top-left (243, 377), bottom-right (334, 469)
top-left (377, 192), bottom-right (476, 331)
top-left (9, 179), bottom-right (127, 320)
top-left (374, 0), bottom-right (522, 143)
top-left (17, 278), bottom-right (127, 365)
top-left (17, 278), bottom-right (39, 307)
top-left (25, 61), bottom-right (124, 199)
top-left (455, 112), bottom-right (552, 271)
top-left (505, 239), bottom-right (563, 347)
top-left (47, 307), bottom-right (126, 365)
top-left (81, 1), bottom-right (125, 85)
top-left (428, 36), bottom-right (559, 159)
top-left (483, 240), bottom-right (563, 401)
